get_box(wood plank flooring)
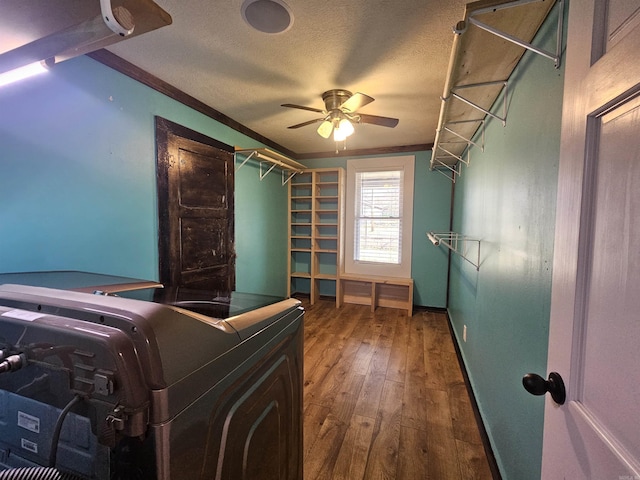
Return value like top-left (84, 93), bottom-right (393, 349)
top-left (301, 298), bottom-right (494, 480)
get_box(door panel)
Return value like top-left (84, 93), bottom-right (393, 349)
top-left (178, 148), bottom-right (228, 209)
top-left (156, 117), bottom-right (235, 291)
top-left (569, 94), bottom-right (640, 475)
top-left (543, 0), bottom-right (640, 477)
top-left (604, 1), bottom-right (640, 51)
top-left (580, 97), bottom-right (640, 457)
top-left (180, 217), bottom-right (229, 270)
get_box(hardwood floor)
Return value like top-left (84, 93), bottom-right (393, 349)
top-left (300, 298), bottom-right (494, 480)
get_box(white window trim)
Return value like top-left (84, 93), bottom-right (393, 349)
top-left (345, 155), bottom-right (414, 278)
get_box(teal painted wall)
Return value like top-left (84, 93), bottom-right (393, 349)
top-left (304, 150), bottom-right (451, 308)
top-left (0, 55), bottom-right (288, 296)
top-left (447, 4), bottom-right (565, 479)
top-left (235, 161), bottom-right (288, 295)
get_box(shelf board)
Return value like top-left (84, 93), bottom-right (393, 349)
top-left (235, 147), bottom-right (306, 171)
top-left (315, 273), bottom-right (337, 280)
top-left (291, 272), bottom-right (311, 278)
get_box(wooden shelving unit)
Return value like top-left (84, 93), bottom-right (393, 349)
top-left (288, 168), bottom-right (344, 305)
top-left (338, 274), bottom-right (414, 317)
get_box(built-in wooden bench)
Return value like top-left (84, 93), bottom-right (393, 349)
top-left (337, 274), bottom-right (413, 316)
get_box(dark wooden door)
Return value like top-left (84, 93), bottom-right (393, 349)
top-left (155, 117), bottom-right (235, 291)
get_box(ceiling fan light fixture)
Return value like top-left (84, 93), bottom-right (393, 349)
top-left (282, 89), bottom-right (398, 147)
top-left (317, 120), bottom-right (333, 139)
top-left (333, 118), bottom-right (354, 142)
top-left (241, 0), bottom-right (294, 34)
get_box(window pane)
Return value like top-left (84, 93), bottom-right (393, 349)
top-left (355, 218), bottom-right (401, 263)
top-left (354, 170), bottom-right (403, 264)
top-left (356, 171), bottom-right (401, 218)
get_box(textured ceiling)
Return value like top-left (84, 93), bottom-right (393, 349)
top-left (106, 0), bottom-right (472, 155)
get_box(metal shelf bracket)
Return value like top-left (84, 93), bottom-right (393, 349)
top-left (427, 231), bottom-right (481, 270)
top-left (447, 81), bottom-right (509, 127)
top-left (432, 161), bottom-right (462, 183)
top-left (467, 0), bottom-right (565, 69)
top-left (435, 144), bottom-right (470, 167)
top-left (235, 148), bottom-right (306, 185)
top-left (259, 161), bottom-right (278, 181)
top-left (441, 118), bottom-right (486, 152)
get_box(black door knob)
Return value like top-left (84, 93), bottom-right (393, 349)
top-left (522, 372), bottom-right (566, 405)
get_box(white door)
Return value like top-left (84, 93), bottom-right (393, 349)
top-left (540, 0), bottom-right (640, 477)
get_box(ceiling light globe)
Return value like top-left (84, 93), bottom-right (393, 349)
top-left (333, 118), bottom-right (354, 141)
top-left (339, 118), bottom-right (354, 136)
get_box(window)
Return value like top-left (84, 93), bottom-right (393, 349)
top-left (345, 156), bottom-right (414, 278)
top-left (354, 170), bottom-right (402, 263)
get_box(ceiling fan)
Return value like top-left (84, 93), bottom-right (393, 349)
top-left (281, 89), bottom-right (399, 142)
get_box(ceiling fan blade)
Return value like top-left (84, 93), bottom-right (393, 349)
top-left (281, 103), bottom-right (325, 114)
top-left (340, 92), bottom-right (374, 113)
top-left (317, 120), bottom-right (334, 139)
top-left (356, 113), bottom-right (399, 128)
top-left (287, 118), bottom-right (324, 129)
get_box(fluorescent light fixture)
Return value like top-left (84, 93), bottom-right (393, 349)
top-left (0, 61), bottom-right (48, 88)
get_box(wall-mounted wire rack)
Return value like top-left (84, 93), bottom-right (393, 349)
top-left (428, 232), bottom-right (481, 270)
top-left (235, 147), bottom-right (307, 185)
